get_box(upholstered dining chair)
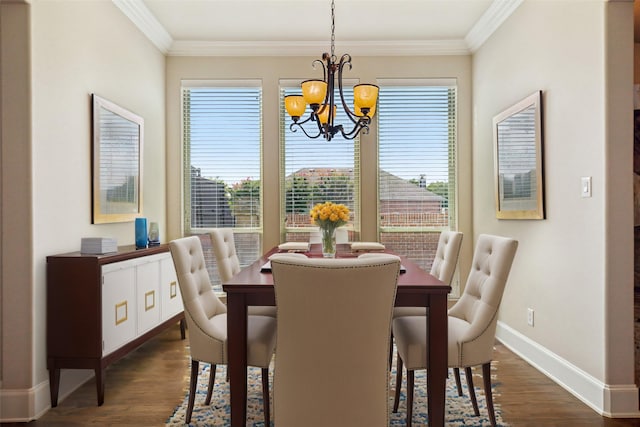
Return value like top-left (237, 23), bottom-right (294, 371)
top-left (209, 228), bottom-right (277, 317)
top-left (392, 234), bottom-right (518, 427)
top-left (393, 230), bottom-right (463, 318)
top-left (169, 236), bottom-right (277, 425)
top-left (389, 230), bottom-right (462, 369)
top-left (270, 255), bottom-right (401, 427)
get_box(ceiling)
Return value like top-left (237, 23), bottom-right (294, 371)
top-left (114, 0), bottom-right (523, 56)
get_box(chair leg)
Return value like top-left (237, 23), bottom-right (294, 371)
top-left (389, 334), bottom-right (394, 371)
top-left (454, 367), bottom-right (463, 396)
top-left (465, 366), bottom-right (480, 416)
top-left (205, 364), bottom-right (216, 405)
top-left (407, 369), bottom-right (414, 427)
top-left (186, 360), bottom-right (199, 424)
top-left (261, 367), bottom-right (271, 427)
top-left (482, 362), bottom-right (497, 427)
top-left (393, 352), bottom-right (403, 413)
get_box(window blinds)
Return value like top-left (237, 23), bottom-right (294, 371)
top-left (377, 82), bottom-right (457, 273)
top-left (182, 81), bottom-right (262, 291)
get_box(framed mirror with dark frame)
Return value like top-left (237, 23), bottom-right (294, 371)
top-left (493, 90), bottom-right (545, 220)
top-left (91, 94), bottom-right (143, 224)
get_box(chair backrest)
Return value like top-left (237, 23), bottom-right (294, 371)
top-left (448, 234), bottom-right (518, 366)
top-left (270, 255), bottom-right (400, 427)
top-left (169, 236), bottom-right (227, 363)
top-left (429, 230), bottom-right (463, 285)
top-left (210, 228), bottom-right (241, 282)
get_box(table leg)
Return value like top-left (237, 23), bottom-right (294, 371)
top-left (227, 292), bottom-right (248, 427)
top-left (427, 293), bottom-right (447, 427)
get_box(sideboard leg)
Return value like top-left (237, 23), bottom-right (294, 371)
top-left (180, 318), bottom-right (186, 340)
top-left (49, 367), bottom-right (60, 407)
top-left (95, 367), bottom-right (105, 406)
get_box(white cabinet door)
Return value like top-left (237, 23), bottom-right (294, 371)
top-left (136, 259), bottom-right (161, 335)
top-left (160, 255), bottom-right (182, 320)
top-left (102, 265), bottom-right (136, 356)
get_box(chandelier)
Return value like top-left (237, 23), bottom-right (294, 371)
top-left (284, 0), bottom-right (379, 142)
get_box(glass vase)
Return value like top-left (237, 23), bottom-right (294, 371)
top-left (321, 227), bottom-right (337, 258)
top-left (148, 222), bottom-right (160, 246)
top-left (135, 217), bottom-right (148, 249)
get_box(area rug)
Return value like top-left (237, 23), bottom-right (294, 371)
top-left (166, 358), bottom-right (508, 426)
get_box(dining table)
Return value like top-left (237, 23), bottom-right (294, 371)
top-left (222, 243), bottom-right (451, 426)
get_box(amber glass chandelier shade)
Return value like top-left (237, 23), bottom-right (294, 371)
top-left (353, 84), bottom-right (379, 109)
top-left (301, 80), bottom-right (328, 105)
top-left (355, 103), bottom-right (376, 118)
top-left (317, 105), bottom-right (336, 124)
top-left (284, 95), bottom-right (307, 118)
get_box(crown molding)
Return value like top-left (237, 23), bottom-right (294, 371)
top-left (465, 0), bottom-right (524, 52)
top-left (112, 0), bottom-right (172, 54)
top-left (113, 0), bottom-right (521, 57)
top-left (169, 39), bottom-right (470, 57)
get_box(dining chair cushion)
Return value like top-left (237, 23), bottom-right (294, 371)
top-left (391, 315), bottom-right (428, 370)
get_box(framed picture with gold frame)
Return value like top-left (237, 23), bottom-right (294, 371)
top-left (493, 91), bottom-right (545, 220)
top-left (91, 94), bottom-right (143, 224)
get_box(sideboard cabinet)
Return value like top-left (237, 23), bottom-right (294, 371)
top-left (46, 245), bottom-right (185, 406)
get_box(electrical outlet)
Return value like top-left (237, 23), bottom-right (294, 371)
top-left (527, 308), bottom-right (534, 327)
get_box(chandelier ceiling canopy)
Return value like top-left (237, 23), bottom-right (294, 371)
top-left (284, 0), bottom-right (379, 142)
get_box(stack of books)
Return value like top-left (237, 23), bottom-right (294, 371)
top-left (81, 237), bottom-right (118, 254)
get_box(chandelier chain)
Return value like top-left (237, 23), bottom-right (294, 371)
top-left (330, 0), bottom-right (335, 61)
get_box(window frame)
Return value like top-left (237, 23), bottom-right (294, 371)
top-left (180, 79), bottom-right (264, 292)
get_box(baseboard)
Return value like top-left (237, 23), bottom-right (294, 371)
top-left (0, 380), bottom-right (49, 422)
top-left (0, 370), bottom-right (93, 422)
top-left (496, 321), bottom-right (640, 418)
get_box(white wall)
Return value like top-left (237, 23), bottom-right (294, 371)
top-left (0, 0), bottom-right (167, 420)
top-left (473, 0), bottom-right (638, 416)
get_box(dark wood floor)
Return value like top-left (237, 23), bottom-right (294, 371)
top-left (5, 322), bottom-right (640, 426)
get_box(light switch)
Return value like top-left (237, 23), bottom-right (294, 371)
top-left (581, 176), bottom-right (592, 198)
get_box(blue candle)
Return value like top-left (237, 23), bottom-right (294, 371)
top-left (135, 218), bottom-right (148, 249)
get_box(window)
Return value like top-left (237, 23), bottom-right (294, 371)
top-left (280, 82), bottom-right (360, 242)
top-left (182, 81), bottom-right (262, 291)
top-left (377, 80), bottom-right (457, 289)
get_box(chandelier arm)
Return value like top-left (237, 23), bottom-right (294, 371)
top-left (342, 114), bottom-right (373, 139)
top-left (337, 54), bottom-right (359, 125)
top-left (312, 57), bottom-right (328, 83)
top-left (289, 121), bottom-right (324, 139)
top-left (339, 120), bottom-right (369, 140)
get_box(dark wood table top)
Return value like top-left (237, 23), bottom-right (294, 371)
top-left (223, 243), bottom-right (450, 294)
